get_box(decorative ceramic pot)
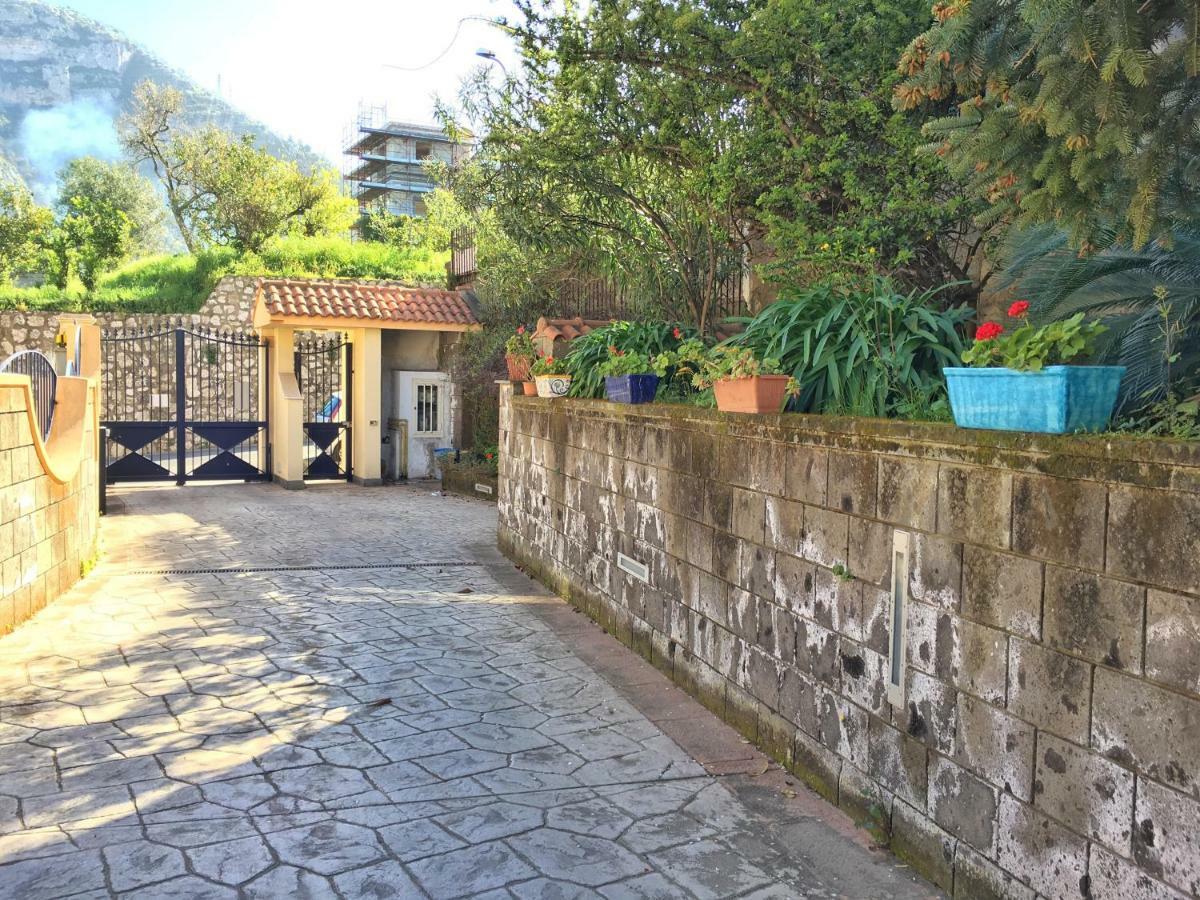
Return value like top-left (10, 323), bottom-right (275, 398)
top-left (712, 375), bottom-right (791, 414)
top-left (944, 366), bottom-right (1125, 433)
top-left (521, 381), bottom-right (539, 396)
top-left (604, 374), bottom-right (660, 404)
top-left (505, 354), bottom-right (532, 382)
top-left (535, 374), bottom-right (573, 398)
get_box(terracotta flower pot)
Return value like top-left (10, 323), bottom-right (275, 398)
top-left (713, 375), bottom-right (791, 414)
top-left (506, 354), bottom-right (533, 382)
top-left (521, 381), bottom-right (539, 396)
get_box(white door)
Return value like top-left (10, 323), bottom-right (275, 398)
top-left (392, 371), bottom-right (450, 478)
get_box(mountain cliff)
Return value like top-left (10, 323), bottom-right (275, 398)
top-left (0, 0), bottom-right (327, 198)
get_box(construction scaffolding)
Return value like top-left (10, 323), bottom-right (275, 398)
top-left (342, 103), bottom-right (458, 222)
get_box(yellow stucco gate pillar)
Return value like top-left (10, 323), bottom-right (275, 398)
top-left (261, 325), bottom-right (305, 489)
top-left (348, 327), bottom-right (382, 486)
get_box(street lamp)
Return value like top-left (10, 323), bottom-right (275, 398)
top-left (475, 49), bottom-right (509, 78)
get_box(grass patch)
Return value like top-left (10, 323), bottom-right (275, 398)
top-left (0, 236), bottom-right (450, 315)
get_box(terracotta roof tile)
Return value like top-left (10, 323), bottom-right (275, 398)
top-left (257, 278), bottom-right (479, 327)
top-left (534, 317), bottom-right (613, 343)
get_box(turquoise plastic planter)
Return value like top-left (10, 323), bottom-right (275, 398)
top-left (944, 366), bottom-right (1125, 433)
top-left (605, 374), bottom-right (660, 404)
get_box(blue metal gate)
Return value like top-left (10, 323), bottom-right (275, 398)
top-left (101, 326), bottom-right (270, 484)
top-left (295, 333), bottom-right (352, 481)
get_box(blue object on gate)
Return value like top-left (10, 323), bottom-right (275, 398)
top-left (317, 392), bottom-right (342, 422)
top-left (605, 374), bottom-right (660, 404)
top-left (944, 366), bottom-right (1125, 434)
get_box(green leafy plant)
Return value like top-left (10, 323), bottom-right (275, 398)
top-left (504, 326), bottom-right (536, 360)
top-left (564, 322), bottom-right (697, 398)
top-left (727, 279), bottom-right (970, 416)
top-left (995, 224), bottom-right (1200, 412)
top-left (962, 302), bottom-right (1107, 371)
top-left (1119, 394), bottom-right (1200, 440)
top-left (1115, 298), bottom-right (1200, 439)
top-left (596, 348), bottom-right (655, 378)
top-left (531, 353), bottom-right (570, 377)
top-left (691, 347), bottom-right (796, 394)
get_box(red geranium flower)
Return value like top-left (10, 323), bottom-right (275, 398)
top-left (485, 452), bottom-right (494, 460)
top-left (1007, 300), bottom-right (1030, 318)
top-left (975, 322), bottom-right (1004, 342)
top-left (516, 325), bottom-right (526, 335)
top-left (672, 327), bottom-right (682, 339)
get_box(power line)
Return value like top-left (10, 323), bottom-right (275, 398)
top-left (383, 15), bottom-right (502, 73)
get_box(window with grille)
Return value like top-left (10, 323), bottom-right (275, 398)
top-left (415, 383), bottom-right (441, 435)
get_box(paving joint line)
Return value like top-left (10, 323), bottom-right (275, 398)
top-left (30, 772), bottom-right (719, 832)
top-left (108, 561), bottom-right (488, 576)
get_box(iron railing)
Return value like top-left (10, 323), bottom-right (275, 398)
top-left (0, 350), bottom-right (57, 442)
top-left (446, 227), bottom-right (748, 322)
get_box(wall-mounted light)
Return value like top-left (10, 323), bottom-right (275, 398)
top-left (887, 531), bottom-right (910, 707)
top-left (617, 552), bottom-right (649, 583)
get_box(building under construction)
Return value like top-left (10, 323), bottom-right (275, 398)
top-left (343, 105), bottom-right (459, 223)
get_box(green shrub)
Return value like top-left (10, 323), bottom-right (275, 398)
top-left (997, 224), bottom-right (1200, 412)
top-left (0, 236), bottom-right (449, 314)
top-left (565, 321), bottom-right (699, 398)
top-left (727, 278), bottom-right (971, 418)
top-left (596, 348), bottom-right (657, 378)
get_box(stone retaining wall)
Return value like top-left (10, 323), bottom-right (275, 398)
top-left (441, 463), bottom-right (498, 502)
top-left (1, 277), bottom-right (259, 426)
top-left (0, 275), bottom-right (258, 360)
top-left (497, 387), bottom-right (1200, 900)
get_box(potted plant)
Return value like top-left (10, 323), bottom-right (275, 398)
top-left (693, 346), bottom-right (799, 414)
top-left (531, 353), bottom-right (573, 398)
top-left (598, 347), bottom-right (660, 404)
top-left (505, 327), bottom-right (537, 395)
top-left (944, 301), bottom-right (1124, 433)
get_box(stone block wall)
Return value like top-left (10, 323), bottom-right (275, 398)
top-left (0, 275), bottom-right (259, 360)
top-left (0, 378), bottom-right (99, 636)
top-left (497, 389), bottom-right (1200, 900)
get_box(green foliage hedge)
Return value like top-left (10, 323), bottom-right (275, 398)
top-left (0, 236), bottom-right (449, 314)
top-left (727, 279), bottom-right (971, 419)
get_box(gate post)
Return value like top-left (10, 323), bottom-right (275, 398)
top-left (261, 326), bottom-right (305, 489)
top-left (174, 328), bottom-right (186, 485)
top-left (347, 327), bottom-right (382, 486)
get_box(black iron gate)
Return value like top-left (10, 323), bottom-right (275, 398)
top-left (102, 326), bottom-right (269, 484)
top-left (295, 333), bottom-right (351, 481)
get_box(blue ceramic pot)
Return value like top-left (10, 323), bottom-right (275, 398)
top-left (944, 366), bottom-right (1125, 433)
top-left (605, 374), bottom-right (660, 404)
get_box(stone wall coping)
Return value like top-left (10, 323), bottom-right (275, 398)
top-left (0, 374), bottom-right (95, 484)
top-left (511, 396), bottom-right (1200, 490)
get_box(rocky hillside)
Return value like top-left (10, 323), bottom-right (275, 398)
top-left (0, 0), bottom-right (326, 196)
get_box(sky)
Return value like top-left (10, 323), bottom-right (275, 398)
top-left (56, 0), bottom-right (522, 165)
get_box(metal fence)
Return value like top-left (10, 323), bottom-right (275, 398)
top-left (0, 350), bottom-right (57, 441)
top-left (447, 227), bottom-right (748, 323)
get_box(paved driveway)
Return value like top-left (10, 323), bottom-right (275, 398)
top-left (0, 483), bottom-right (936, 899)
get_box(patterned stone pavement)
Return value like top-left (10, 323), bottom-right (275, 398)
top-left (0, 483), bottom-right (936, 899)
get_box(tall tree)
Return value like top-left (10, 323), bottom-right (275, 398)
top-left (173, 129), bottom-right (354, 252)
top-left (896, 0), bottom-right (1200, 250)
top-left (119, 81), bottom-right (354, 253)
top-left (118, 82), bottom-right (203, 252)
top-left (444, 0), bottom-right (985, 328)
top-left (56, 157), bottom-right (166, 255)
top-left (56, 195), bottom-right (134, 291)
top-left (0, 185), bottom-right (53, 284)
